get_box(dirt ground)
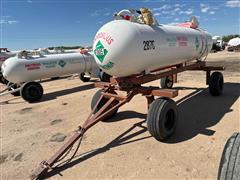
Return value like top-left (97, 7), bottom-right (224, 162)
top-left (1, 51), bottom-right (239, 180)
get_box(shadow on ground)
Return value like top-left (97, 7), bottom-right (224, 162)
top-left (38, 76), bottom-right (72, 83)
top-left (38, 82), bottom-right (239, 179)
top-left (167, 82), bottom-right (240, 143)
top-left (40, 83), bottom-right (95, 102)
top-left (0, 97), bottom-right (23, 105)
top-left (42, 115), bottom-right (148, 179)
top-left (105, 110), bottom-right (146, 123)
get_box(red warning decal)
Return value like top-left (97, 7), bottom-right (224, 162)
top-left (94, 32), bottom-right (114, 45)
top-left (25, 63), bottom-right (41, 70)
top-left (177, 36), bottom-right (188, 47)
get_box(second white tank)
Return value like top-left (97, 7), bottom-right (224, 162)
top-left (2, 52), bottom-right (99, 83)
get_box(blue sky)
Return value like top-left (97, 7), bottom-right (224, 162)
top-left (0, 0), bottom-right (239, 50)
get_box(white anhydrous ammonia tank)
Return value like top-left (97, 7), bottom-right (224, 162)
top-left (0, 50), bottom-right (17, 66)
top-left (0, 48), bottom-right (77, 68)
top-left (93, 20), bottom-right (213, 77)
top-left (2, 52), bottom-right (98, 83)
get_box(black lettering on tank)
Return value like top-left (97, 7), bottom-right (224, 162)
top-left (143, 40), bottom-right (155, 51)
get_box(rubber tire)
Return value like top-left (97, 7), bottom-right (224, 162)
top-left (209, 72), bottom-right (224, 96)
top-left (218, 132), bottom-right (240, 180)
top-left (1, 76), bottom-right (8, 85)
top-left (147, 98), bottom-right (178, 141)
top-left (0, 74), bottom-right (4, 84)
top-left (20, 82), bottom-right (43, 103)
top-left (8, 83), bottom-right (20, 96)
top-left (100, 72), bottom-right (111, 82)
top-left (91, 89), bottom-right (118, 121)
top-left (79, 73), bottom-right (91, 82)
top-left (160, 75), bottom-right (174, 89)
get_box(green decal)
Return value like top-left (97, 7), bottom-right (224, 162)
top-left (42, 61), bottom-right (57, 68)
top-left (100, 61), bottom-right (114, 70)
top-left (94, 41), bottom-right (108, 63)
top-left (195, 37), bottom-right (200, 50)
top-left (166, 37), bottom-right (176, 47)
top-left (58, 60), bottom-right (66, 68)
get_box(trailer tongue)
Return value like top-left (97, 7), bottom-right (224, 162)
top-left (31, 61), bottom-right (224, 179)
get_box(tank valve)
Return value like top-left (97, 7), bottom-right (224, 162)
top-left (140, 8), bottom-right (154, 25)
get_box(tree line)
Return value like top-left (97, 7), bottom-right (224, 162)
top-left (48, 46), bottom-right (84, 50)
top-left (222, 34), bottom-right (240, 42)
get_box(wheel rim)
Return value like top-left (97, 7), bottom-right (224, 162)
top-left (166, 76), bottom-right (173, 88)
top-left (28, 86), bottom-right (40, 98)
top-left (164, 109), bottom-right (175, 132)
